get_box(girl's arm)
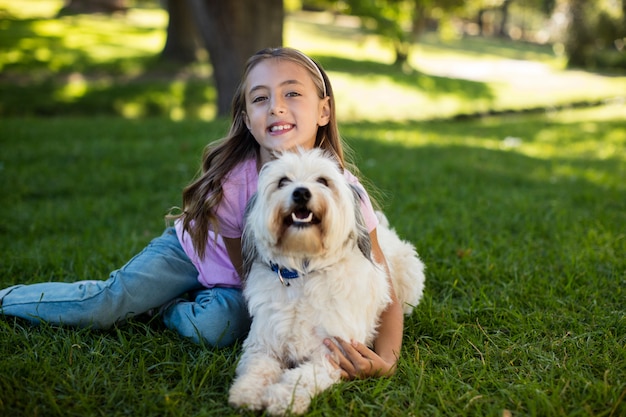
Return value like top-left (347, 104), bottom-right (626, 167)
top-left (224, 237), bottom-right (244, 278)
top-left (325, 228), bottom-right (404, 379)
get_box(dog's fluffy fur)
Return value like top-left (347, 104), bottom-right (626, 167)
top-left (228, 149), bottom-right (425, 415)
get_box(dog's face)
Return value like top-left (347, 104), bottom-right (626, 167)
top-left (244, 149), bottom-right (369, 264)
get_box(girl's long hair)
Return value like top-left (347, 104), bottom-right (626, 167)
top-left (171, 47), bottom-right (355, 258)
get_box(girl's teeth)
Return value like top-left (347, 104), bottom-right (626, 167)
top-left (271, 125), bottom-right (291, 132)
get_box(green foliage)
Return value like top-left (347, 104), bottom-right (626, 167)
top-left (338, 0), bottom-right (466, 63)
top-left (563, 0), bottom-right (626, 70)
top-left (1, 104), bottom-right (624, 416)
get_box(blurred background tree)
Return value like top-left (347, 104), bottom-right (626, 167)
top-left (159, 0), bottom-right (283, 116)
top-left (60, 0), bottom-right (283, 116)
top-left (299, 0), bottom-right (624, 70)
top-left (53, 0), bottom-right (625, 116)
top-left (558, 0), bottom-right (626, 69)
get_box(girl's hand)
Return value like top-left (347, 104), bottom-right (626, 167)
top-left (324, 337), bottom-right (396, 380)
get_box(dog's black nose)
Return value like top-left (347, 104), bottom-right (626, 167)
top-left (292, 187), bottom-right (311, 204)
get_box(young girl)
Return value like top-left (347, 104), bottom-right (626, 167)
top-left (0, 47), bottom-right (404, 379)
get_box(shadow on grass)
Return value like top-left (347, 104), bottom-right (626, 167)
top-left (0, 13), bottom-right (493, 117)
top-left (0, 54), bottom-right (492, 117)
top-left (0, 76), bottom-right (216, 118)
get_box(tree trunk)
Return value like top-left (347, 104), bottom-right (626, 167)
top-left (411, 4), bottom-right (428, 42)
top-left (186, 0), bottom-right (283, 117)
top-left (393, 41), bottom-right (411, 67)
top-left (477, 9), bottom-right (485, 35)
top-left (498, 0), bottom-right (513, 38)
top-left (564, 0), bottom-right (591, 67)
top-left (160, 0), bottom-right (201, 63)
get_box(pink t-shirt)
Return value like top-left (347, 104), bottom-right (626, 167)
top-left (174, 157), bottom-right (378, 288)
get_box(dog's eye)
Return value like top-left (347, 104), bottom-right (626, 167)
top-left (278, 177), bottom-right (291, 188)
top-left (316, 177), bottom-right (329, 187)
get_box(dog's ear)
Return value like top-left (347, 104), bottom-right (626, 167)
top-left (350, 185), bottom-right (373, 262)
top-left (241, 192), bottom-right (259, 283)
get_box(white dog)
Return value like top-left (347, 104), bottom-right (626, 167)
top-left (228, 149), bottom-right (425, 415)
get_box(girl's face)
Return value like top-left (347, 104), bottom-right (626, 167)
top-left (243, 59), bottom-right (330, 166)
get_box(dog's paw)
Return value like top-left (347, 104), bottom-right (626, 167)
top-left (228, 379), bottom-right (266, 411)
top-left (263, 383), bottom-right (311, 416)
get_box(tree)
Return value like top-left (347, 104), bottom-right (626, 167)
top-left (339, 0), bottom-right (464, 67)
top-left (161, 0), bottom-right (284, 116)
top-left (497, 0), bottom-right (513, 37)
top-left (160, 0), bottom-right (201, 64)
top-left (560, 0), bottom-right (626, 69)
top-left (340, 0), bottom-right (413, 66)
top-left (562, 0), bottom-right (590, 66)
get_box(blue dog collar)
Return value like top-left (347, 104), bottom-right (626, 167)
top-left (270, 262), bottom-right (299, 286)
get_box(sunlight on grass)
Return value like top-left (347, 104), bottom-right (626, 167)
top-left (55, 74), bottom-right (87, 100)
top-left (53, 15), bottom-right (165, 62)
top-left (331, 73), bottom-right (440, 120)
top-left (0, 0), bottom-right (166, 72)
top-left (368, 102), bottom-right (625, 160)
top-left (30, 18), bottom-right (65, 35)
top-left (0, 0), bottom-right (62, 18)
top-left (286, 12), bottom-right (396, 64)
top-left (514, 104), bottom-right (625, 160)
top-left (414, 32), bottom-right (566, 67)
top-left (346, 102), bottom-right (625, 190)
top-left (286, 10), bottom-right (626, 122)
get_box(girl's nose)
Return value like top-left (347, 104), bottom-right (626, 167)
top-left (269, 96), bottom-right (286, 115)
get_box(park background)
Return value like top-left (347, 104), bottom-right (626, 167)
top-left (0, 0), bottom-right (624, 416)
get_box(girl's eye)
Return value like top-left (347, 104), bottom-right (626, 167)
top-left (252, 96), bottom-right (267, 103)
top-left (278, 177), bottom-right (291, 188)
top-left (316, 177), bottom-right (328, 187)
top-left (286, 91), bottom-right (301, 97)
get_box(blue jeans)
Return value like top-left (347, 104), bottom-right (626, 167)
top-left (0, 228), bottom-right (250, 347)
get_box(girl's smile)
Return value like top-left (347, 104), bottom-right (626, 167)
top-left (268, 123), bottom-right (294, 134)
top-left (243, 59), bottom-right (330, 165)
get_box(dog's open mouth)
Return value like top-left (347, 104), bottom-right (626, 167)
top-left (285, 207), bottom-right (320, 228)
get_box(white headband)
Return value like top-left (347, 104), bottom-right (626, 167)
top-left (297, 51), bottom-right (327, 98)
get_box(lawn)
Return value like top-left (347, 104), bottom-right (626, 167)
top-left (1, 1), bottom-right (625, 416)
top-left (1, 105), bottom-right (624, 416)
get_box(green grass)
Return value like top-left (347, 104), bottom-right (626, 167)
top-left (1, 1), bottom-right (625, 415)
top-left (1, 103), bottom-right (625, 416)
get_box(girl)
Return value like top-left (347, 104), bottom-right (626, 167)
top-left (0, 47), bottom-right (404, 379)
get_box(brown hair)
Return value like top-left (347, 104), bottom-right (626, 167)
top-left (171, 47), bottom-right (355, 258)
